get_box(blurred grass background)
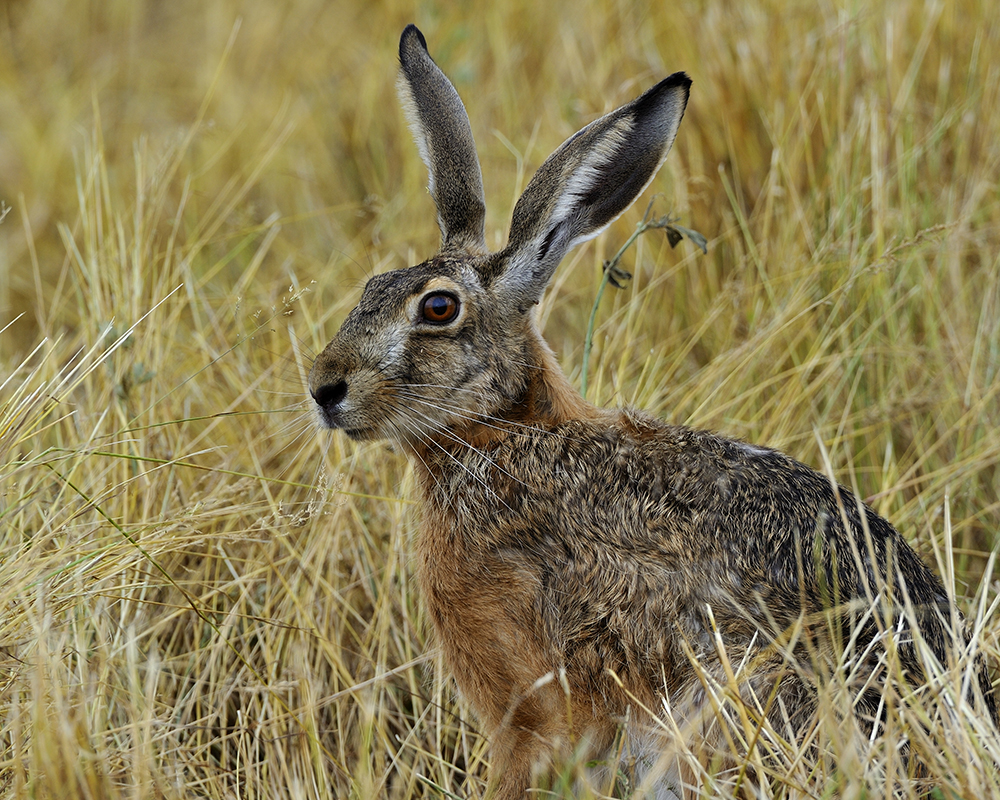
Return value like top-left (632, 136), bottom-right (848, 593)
top-left (1, 0), bottom-right (999, 797)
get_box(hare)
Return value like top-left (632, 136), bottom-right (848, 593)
top-left (310, 24), bottom-right (995, 799)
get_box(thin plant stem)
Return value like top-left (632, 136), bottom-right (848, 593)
top-left (580, 201), bottom-right (703, 400)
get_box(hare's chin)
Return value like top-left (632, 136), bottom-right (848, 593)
top-left (342, 426), bottom-right (382, 442)
top-left (315, 409), bottom-right (374, 440)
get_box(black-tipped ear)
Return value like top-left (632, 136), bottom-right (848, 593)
top-left (490, 72), bottom-right (691, 305)
top-left (399, 23), bottom-right (427, 55)
top-left (397, 25), bottom-right (487, 254)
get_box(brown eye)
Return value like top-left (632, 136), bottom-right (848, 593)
top-left (420, 292), bottom-right (460, 324)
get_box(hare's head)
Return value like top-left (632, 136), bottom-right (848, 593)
top-left (309, 25), bottom-right (689, 445)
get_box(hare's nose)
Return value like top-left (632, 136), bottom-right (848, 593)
top-left (311, 380), bottom-right (348, 412)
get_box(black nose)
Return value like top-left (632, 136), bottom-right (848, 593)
top-left (311, 379), bottom-right (348, 411)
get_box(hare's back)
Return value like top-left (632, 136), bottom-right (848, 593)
top-left (467, 410), bottom-right (950, 621)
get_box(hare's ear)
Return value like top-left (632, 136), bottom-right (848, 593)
top-left (492, 73), bottom-right (691, 306)
top-left (397, 25), bottom-right (487, 253)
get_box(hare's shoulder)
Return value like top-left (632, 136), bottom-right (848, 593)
top-left (490, 407), bottom-right (810, 505)
top-left (476, 409), bottom-right (927, 581)
top-left (555, 409), bottom-right (946, 607)
top-left (440, 406), bottom-right (921, 571)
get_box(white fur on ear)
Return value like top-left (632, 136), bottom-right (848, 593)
top-left (547, 116), bottom-right (635, 250)
top-left (500, 116), bottom-right (634, 299)
top-left (396, 70), bottom-right (445, 223)
top-left (396, 72), bottom-right (440, 209)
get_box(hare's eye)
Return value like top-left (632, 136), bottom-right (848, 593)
top-left (420, 292), bottom-right (460, 324)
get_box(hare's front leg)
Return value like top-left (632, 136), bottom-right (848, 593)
top-left (448, 644), bottom-right (567, 799)
top-left (484, 685), bottom-right (619, 799)
top-left (417, 544), bottom-right (574, 796)
top-left (484, 696), bottom-right (557, 800)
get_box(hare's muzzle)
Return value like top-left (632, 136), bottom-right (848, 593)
top-left (310, 379), bottom-right (348, 429)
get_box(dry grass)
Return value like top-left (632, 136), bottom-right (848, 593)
top-left (1, 0), bottom-right (999, 797)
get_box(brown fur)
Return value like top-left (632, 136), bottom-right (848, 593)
top-left (309, 25), bottom-right (995, 799)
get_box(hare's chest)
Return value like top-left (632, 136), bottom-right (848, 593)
top-left (414, 510), bottom-right (560, 721)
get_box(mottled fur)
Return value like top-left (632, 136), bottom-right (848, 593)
top-left (310, 24), bottom-right (995, 799)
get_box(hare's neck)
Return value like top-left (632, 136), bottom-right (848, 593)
top-left (509, 340), bottom-right (604, 429)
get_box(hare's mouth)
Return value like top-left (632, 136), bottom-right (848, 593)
top-left (313, 396), bottom-right (391, 441)
top-left (314, 407), bottom-right (369, 440)
top-left (318, 412), bottom-right (379, 441)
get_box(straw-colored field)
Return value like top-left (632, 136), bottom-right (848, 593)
top-left (1, 0), bottom-right (999, 797)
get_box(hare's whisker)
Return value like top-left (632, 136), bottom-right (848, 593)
top-left (394, 415), bottom-right (493, 512)
top-left (407, 421), bottom-right (513, 512)
top-left (396, 392), bottom-right (536, 439)
top-left (422, 417), bottom-right (531, 491)
top-left (273, 419), bottom-right (326, 469)
top-left (396, 388), bottom-right (569, 439)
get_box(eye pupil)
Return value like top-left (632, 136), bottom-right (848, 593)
top-left (421, 293), bottom-right (459, 323)
top-left (429, 296), bottom-right (449, 316)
